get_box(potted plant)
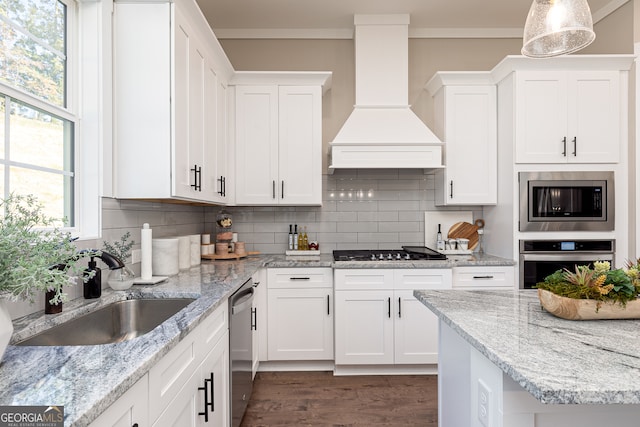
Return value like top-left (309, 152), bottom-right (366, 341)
top-left (0, 194), bottom-right (95, 360)
top-left (536, 260), bottom-right (640, 320)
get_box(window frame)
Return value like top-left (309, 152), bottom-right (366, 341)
top-left (0, 0), bottom-right (104, 240)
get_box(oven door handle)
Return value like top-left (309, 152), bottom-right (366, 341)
top-left (520, 253), bottom-right (614, 262)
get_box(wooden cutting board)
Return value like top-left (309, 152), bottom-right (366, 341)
top-left (447, 221), bottom-right (479, 250)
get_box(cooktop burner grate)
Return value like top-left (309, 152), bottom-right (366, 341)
top-left (333, 246), bottom-right (446, 262)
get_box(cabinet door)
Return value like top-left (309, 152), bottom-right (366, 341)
top-left (515, 71), bottom-right (568, 163)
top-left (152, 371), bottom-right (200, 427)
top-left (267, 288), bottom-right (333, 360)
top-left (567, 71), bottom-right (620, 163)
top-left (439, 85), bottom-right (496, 205)
top-left (199, 330), bottom-right (230, 427)
top-left (173, 9), bottom-right (203, 198)
top-left (235, 85), bottom-right (279, 204)
top-left (216, 80), bottom-right (229, 201)
top-left (201, 62), bottom-right (219, 201)
top-left (90, 376), bottom-right (149, 427)
top-left (334, 290), bottom-right (394, 365)
top-left (394, 290), bottom-right (439, 364)
top-left (278, 86), bottom-right (322, 205)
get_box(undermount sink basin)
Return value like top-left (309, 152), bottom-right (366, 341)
top-left (16, 298), bottom-right (196, 346)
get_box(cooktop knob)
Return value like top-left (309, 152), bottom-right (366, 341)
top-left (404, 253), bottom-right (411, 260)
top-left (395, 253), bottom-right (402, 260)
top-left (370, 253), bottom-right (377, 261)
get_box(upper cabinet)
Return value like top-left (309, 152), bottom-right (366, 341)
top-left (514, 70), bottom-right (621, 164)
top-left (489, 55), bottom-right (634, 166)
top-left (427, 72), bottom-right (497, 206)
top-left (232, 73), bottom-right (331, 206)
top-left (113, 0), bottom-right (233, 203)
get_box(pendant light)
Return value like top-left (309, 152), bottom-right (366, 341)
top-left (522, 0), bottom-right (596, 58)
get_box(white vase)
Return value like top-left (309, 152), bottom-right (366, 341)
top-left (0, 299), bottom-right (13, 362)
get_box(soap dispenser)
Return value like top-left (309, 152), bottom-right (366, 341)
top-left (83, 257), bottom-right (102, 299)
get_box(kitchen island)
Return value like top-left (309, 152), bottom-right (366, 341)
top-left (414, 289), bottom-right (640, 427)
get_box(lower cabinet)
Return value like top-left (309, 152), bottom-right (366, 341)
top-left (266, 268), bottom-right (333, 361)
top-left (334, 269), bottom-right (452, 366)
top-left (89, 375), bottom-right (149, 427)
top-left (153, 330), bottom-right (229, 427)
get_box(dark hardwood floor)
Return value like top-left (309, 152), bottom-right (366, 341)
top-left (240, 371), bottom-right (438, 426)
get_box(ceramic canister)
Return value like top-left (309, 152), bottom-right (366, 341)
top-left (152, 238), bottom-right (179, 276)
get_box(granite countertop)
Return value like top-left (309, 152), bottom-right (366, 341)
top-left (414, 289), bottom-right (640, 405)
top-left (0, 251), bottom-right (514, 426)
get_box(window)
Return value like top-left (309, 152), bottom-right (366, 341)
top-left (0, 0), bottom-right (76, 227)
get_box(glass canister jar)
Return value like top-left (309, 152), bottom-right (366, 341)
top-left (215, 210), bottom-right (233, 243)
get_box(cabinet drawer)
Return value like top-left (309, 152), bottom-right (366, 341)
top-left (334, 269), bottom-right (394, 290)
top-left (394, 269), bottom-right (452, 290)
top-left (268, 268), bottom-right (333, 288)
top-left (452, 266), bottom-right (515, 289)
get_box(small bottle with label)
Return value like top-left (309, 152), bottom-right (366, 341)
top-left (302, 226), bottom-right (309, 250)
top-left (436, 224), bottom-right (445, 251)
top-left (293, 224), bottom-right (299, 250)
top-left (288, 224), bottom-right (294, 250)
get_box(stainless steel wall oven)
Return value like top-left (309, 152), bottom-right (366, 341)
top-left (519, 239), bottom-right (615, 289)
top-left (519, 171), bottom-right (614, 232)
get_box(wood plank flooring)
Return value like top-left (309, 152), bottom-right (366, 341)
top-left (240, 371), bottom-right (438, 426)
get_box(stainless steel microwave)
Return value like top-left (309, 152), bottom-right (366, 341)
top-left (519, 171), bottom-right (614, 232)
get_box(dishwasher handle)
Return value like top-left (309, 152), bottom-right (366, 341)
top-left (231, 287), bottom-right (255, 315)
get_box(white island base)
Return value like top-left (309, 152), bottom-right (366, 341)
top-left (440, 321), bottom-right (640, 427)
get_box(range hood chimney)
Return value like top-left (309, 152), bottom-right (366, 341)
top-left (328, 14), bottom-right (443, 172)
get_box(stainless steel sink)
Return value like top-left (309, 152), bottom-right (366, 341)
top-left (15, 298), bottom-right (196, 346)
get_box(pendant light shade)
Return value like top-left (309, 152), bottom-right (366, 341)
top-left (522, 0), bottom-right (595, 58)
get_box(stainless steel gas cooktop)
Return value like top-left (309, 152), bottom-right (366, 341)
top-left (333, 246), bottom-right (446, 262)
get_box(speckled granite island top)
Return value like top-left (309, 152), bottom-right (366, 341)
top-left (414, 289), bottom-right (640, 405)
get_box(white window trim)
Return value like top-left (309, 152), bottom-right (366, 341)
top-left (75, 0), bottom-right (113, 240)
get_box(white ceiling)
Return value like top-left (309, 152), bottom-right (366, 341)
top-left (196, 0), bottom-right (628, 39)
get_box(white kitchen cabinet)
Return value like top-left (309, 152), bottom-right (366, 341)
top-left (334, 269), bottom-right (451, 366)
top-left (266, 268), bottom-right (333, 360)
top-left (427, 74), bottom-right (497, 205)
top-left (152, 330), bottom-right (229, 427)
top-left (89, 376), bottom-right (149, 427)
top-left (452, 266), bottom-right (515, 290)
top-left (233, 73), bottom-right (330, 205)
top-left (113, 0), bottom-right (233, 203)
top-left (150, 302), bottom-right (228, 425)
top-left (515, 70), bottom-right (620, 164)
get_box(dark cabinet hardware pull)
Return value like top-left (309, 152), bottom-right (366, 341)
top-left (132, 424), bottom-right (138, 427)
top-left (198, 377), bottom-right (210, 421)
top-left (449, 180), bottom-right (453, 198)
top-left (253, 281), bottom-right (260, 287)
top-left (327, 295), bottom-right (330, 315)
top-left (290, 277), bottom-right (310, 281)
top-left (251, 307), bottom-right (257, 331)
top-left (207, 372), bottom-right (215, 412)
top-left (191, 164), bottom-right (202, 191)
top-left (473, 275), bottom-right (495, 279)
top-left (272, 180), bottom-right (276, 199)
top-left (398, 297), bottom-right (402, 318)
top-left (562, 137), bottom-right (567, 156)
top-left (281, 180), bottom-right (285, 199)
top-left (387, 297), bottom-right (391, 318)
top-left (572, 136), bottom-right (577, 156)
top-left (217, 176), bottom-right (226, 196)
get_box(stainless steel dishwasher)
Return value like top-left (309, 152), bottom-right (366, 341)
top-left (229, 278), bottom-right (254, 427)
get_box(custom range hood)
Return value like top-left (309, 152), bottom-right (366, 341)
top-left (329, 14), bottom-right (443, 172)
